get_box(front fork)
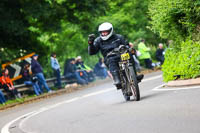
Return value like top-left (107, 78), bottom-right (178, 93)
top-left (119, 62), bottom-right (133, 94)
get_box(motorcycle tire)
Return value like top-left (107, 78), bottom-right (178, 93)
top-left (128, 66), bottom-right (140, 101)
top-left (123, 94), bottom-right (130, 101)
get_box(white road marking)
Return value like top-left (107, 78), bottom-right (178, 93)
top-left (1, 111), bottom-right (37, 133)
top-left (1, 75), bottom-right (162, 133)
top-left (152, 84), bottom-right (166, 91)
top-left (1, 88), bottom-right (114, 133)
top-left (152, 84), bottom-right (200, 91)
top-left (142, 75), bottom-right (162, 82)
top-left (82, 88), bottom-right (114, 98)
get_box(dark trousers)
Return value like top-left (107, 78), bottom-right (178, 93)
top-left (87, 71), bottom-right (95, 81)
top-left (54, 69), bottom-right (61, 88)
top-left (81, 70), bottom-right (95, 82)
top-left (0, 90), bottom-right (6, 104)
top-left (80, 71), bottom-right (89, 82)
top-left (65, 72), bottom-right (87, 85)
top-left (36, 73), bottom-right (51, 92)
top-left (156, 56), bottom-right (165, 65)
top-left (144, 59), bottom-right (153, 69)
top-left (105, 56), bottom-right (120, 73)
top-left (95, 68), bottom-right (108, 79)
top-left (2, 84), bottom-right (18, 98)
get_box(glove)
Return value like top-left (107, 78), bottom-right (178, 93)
top-left (88, 34), bottom-right (95, 45)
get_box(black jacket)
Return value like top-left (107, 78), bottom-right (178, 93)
top-left (21, 69), bottom-right (31, 81)
top-left (31, 59), bottom-right (43, 74)
top-left (88, 34), bottom-right (129, 58)
top-left (65, 63), bottom-right (77, 74)
top-left (156, 48), bottom-right (164, 59)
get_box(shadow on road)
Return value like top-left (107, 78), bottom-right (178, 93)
top-left (140, 91), bottom-right (168, 101)
top-left (120, 91), bottom-right (169, 102)
top-left (111, 91), bottom-right (169, 105)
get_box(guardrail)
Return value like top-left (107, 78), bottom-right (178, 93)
top-left (0, 76), bottom-right (76, 98)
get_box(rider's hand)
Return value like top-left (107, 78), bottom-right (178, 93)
top-left (88, 34), bottom-right (95, 45)
top-left (130, 49), bottom-right (135, 54)
top-left (8, 87), bottom-right (12, 90)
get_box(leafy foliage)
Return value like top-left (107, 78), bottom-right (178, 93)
top-left (1, 0), bottom-right (163, 78)
top-left (0, 0), bottom-right (108, 71)
top-left (149, 0), bottom-right (200, 40)
top-left (97, 0), bottom-right (163, 44)
top-left (162, 40), bottom-right (200, 82)
top-left (149, 0), bottom-right (200, 81)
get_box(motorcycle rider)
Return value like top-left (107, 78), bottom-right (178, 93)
top-left (88, 22), bottom-right (144, 89)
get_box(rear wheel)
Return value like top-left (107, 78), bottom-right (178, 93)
top-left (126, 66), bottom-right (140, 101)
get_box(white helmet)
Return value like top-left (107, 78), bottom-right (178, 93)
top-left (98, 22), bottom-right (113, 40)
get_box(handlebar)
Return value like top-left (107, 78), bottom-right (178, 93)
top-left (106, 45), bottom-right (132, 57)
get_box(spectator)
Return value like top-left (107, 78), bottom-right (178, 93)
top-left (0, 68), bottom-right (21, 99)
top-left (0, 90), bottom-right (6, 105)
top-left (64, 58), bottom-right (88, 85)
top-left (94, 58), bottom-right (108, 79)
top-left (75, 56), bottom-right (95, 82)
top-left (138, 39), bottom-right (154, 69)
top-left (21, 64), bottom-right (42, 96)
top-left (31, 54), bottom-right (52, 93)
top-left (156, 43), bottom-right (165, 65)
top-left (129, 42), bottom-right (142, 72)
top-left (50, 53), bottom-right (62, 89)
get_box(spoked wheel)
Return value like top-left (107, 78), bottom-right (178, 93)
top-left (125, 66), bottom-right (140, 101)
top-left (123, 94), bottom-right (130, 101)
top-left (122, 88), bottom-right (130, 101)
top-left (121, 74), bottom-right (130, 101)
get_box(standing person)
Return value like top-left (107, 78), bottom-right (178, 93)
top-left (0, 90), bottom-right (6, 105)
top-left (138, 39), bottom-right (154, 70)
top-left (31, 54), bottom-right (52, 93)
top-left (21, 64), bottom-right (42, 96)
top-left (50, 53), bottom-right (62, 89)
top-left (155, 43), bottom-right (165, 65)
top-left (0, 68), bottom-right (21, 99)
top-left (88, 22), bottom-right (144, 89)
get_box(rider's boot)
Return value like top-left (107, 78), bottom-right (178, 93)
top-left (137, 74), bottom-right (144, 83)
top-left (132, 63), bottom-right (144, 83)
top-left (111, 71), bottom-right (122, 90)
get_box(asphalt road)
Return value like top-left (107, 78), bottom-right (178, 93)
top-left (1, 71), bottom-right (200, 133)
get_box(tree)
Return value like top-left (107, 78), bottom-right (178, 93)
top-left (149, 0), bottom-right (200, 41)
top-left (96, 0), bottom-right (162, 45)
top-left (0, 0), bottom-right (108, 66)
top-left (149, 0), bottom-right (200, 81)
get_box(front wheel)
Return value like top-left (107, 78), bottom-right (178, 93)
top-left (123, 94), bottom-right (130, 101)
top-left (127, 66), bottom-right (140, 101)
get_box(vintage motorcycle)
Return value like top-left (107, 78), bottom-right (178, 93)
top-left (107, 45), bottom-right (140, 101)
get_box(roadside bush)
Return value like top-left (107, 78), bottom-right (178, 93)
top-left (149, 0), bottom-right (200, 41)
top-left (162, 39), bottom-right (200, 82)
top-left (149, 0), bottom-right (200, 82)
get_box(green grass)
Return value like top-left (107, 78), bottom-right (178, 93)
top-left (0, 94), bottom-right (39, 107)
top-left (0, 85), bottom-right (65, 107)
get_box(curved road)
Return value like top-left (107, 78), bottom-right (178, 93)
top-left (1, 71), bottom-right (200, 133)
